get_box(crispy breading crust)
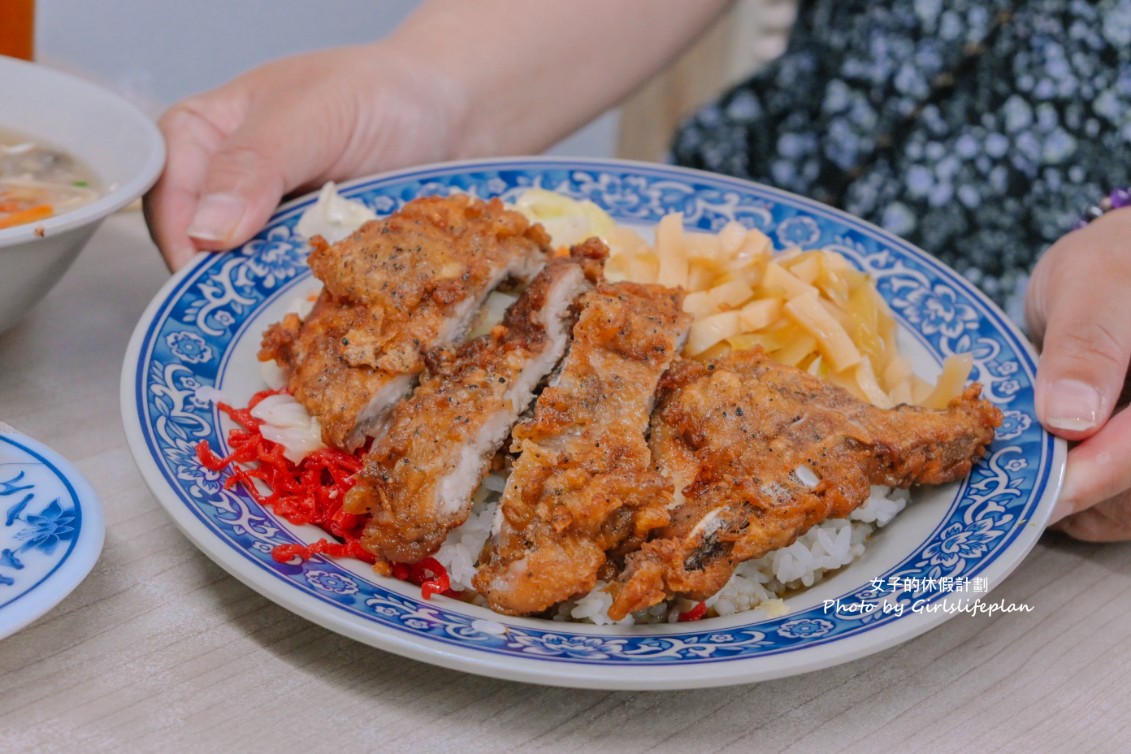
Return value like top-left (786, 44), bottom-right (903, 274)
top-left (473, 281), bottom-right (691, 616)
top-left (608, 348), bottom-right (1002, 620)
top-left (344, 240), bottom-right (607, 564)
top-left (259, 195), bottom-right (550, 450)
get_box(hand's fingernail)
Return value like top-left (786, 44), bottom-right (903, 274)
top-left (187, 193), bottom-right (246, 243)
top-left (1045, 379), bottom-right (1101, 432)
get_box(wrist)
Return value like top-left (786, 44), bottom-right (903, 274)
top-left (379, 0), bottom-right (735, 160)
top-left (378, 12), bottom-right (499, 161)
top-left (354, 38), bottom-right (484, 166)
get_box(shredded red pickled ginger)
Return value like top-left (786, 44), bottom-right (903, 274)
top-left (195, 389), bottom-right (456, 599)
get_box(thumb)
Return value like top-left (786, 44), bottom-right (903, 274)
top-left (184, 130), bottom-right (292, 251)
top-left (1028, 214), bottom-right (1131, 439)
top-left (184, 84), bottom-right (353, 251)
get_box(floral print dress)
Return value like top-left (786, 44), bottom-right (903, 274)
top-left (672, 0), bottom-right (1131, 325)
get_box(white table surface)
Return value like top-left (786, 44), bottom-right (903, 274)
top-left (2, 210), bottom-right (1129, 753)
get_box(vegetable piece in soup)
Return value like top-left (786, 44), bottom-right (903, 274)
top-left (0, 128), bottom-right (100, 230)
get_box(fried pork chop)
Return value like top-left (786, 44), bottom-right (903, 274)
top-left (473, 281), bottom-right (691, 616)
top-left (343, 240), bottom-right (607, 565)
top-left (259, 195), bottom-right (549, 450)
top-left (607, 348), bottom-right (1002, 620)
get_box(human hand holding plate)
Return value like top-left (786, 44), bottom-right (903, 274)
top-left (1027, 208), bottom-right (1131, 541)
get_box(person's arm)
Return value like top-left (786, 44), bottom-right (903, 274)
top-left (145, 0), bottom-right (734, 270)
top-left (1026, 207), bottom-right (1131, 540)
top-left (387, 0), bottom-right (735, 157)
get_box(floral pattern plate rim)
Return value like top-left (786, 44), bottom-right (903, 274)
top-left (120, 157), bottom-right (1065, 690)
top-left (0, 425), bottom-right (105, 639)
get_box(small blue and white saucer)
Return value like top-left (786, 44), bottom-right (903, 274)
top-left (0, 423), bottom-right (104, 638)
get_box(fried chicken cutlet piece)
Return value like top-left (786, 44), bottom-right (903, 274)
top-left (259, 195), bottom-right (549, 450)
top-left (607, 348), bottom-right (1001, 620)
top-left (343, 240), bottom-right (607, 565)
top-left (473, 282), bottom-right (691, 616)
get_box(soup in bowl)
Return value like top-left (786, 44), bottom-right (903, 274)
top-left (1, 130), bottom-right (102, 230)
top-left (0, 56), bottom-right (165, 333)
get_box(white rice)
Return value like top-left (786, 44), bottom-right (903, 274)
top-left (430, 474), bottom-right (909, 624)
top-left (432, 479), bottom-right (500, 592)
top-left (703, 485), bottom-right (908, 620)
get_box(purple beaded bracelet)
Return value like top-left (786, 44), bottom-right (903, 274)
top-left (1073, 187), bottom-right (1131, 230)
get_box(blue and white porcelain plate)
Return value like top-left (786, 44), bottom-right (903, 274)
top-left (0, 424), bottom-right (104, 638)
top-left (121, 158), bottom-right (1065, 689)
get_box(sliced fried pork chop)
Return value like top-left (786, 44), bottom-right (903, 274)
top-left (473, 281), bottom-right (691, 616)
top-left (608, 348), bottom-right (1002, 620)
top-left (343, 240), bottom-right (607, 565)
top-left (259, 195), bottom-right (549, 450)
